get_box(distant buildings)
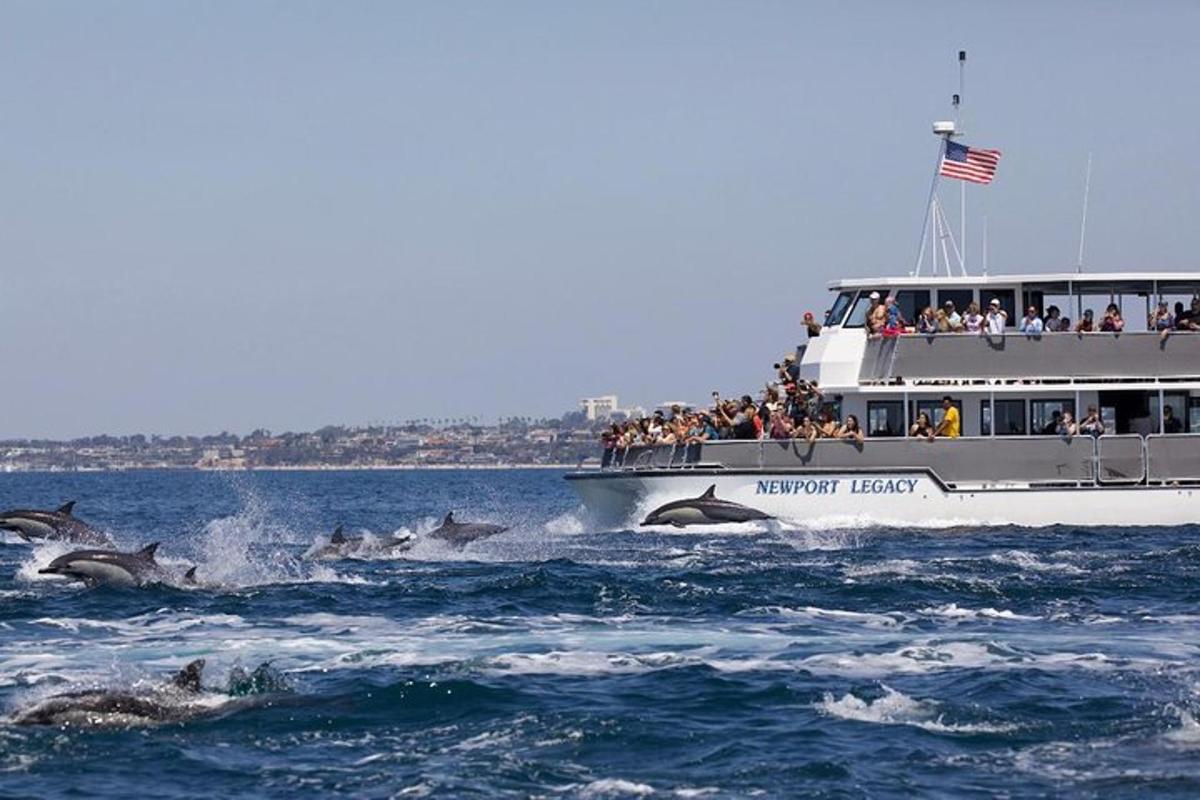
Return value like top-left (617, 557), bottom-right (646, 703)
top-left (579, 395), bottom-right (620, 421)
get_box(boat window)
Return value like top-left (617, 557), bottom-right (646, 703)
top-left (893, 290), bottom-right (930, 327)
top-left (937, 289), bottom-right (973, 316)
top-left (867, 401), bottom-right (904, 438)
top-left (842, 293), bottom-right (876, 329)
top-left (825, 292), bottom-right (855, 327)
top-left (981, 399), bottom-right (1026, 436)
top-left (1163, 393), bottom-right (1188, 434)
top-left (1031, 399), bottom-right (1075, 435)
top-left (981, 289), bottom-right (1017, 327)
top-left (1189, 398), bottom-right (1200, 434)
top-left (914, 399), bottom-right (962, 431)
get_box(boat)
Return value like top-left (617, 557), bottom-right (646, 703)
top-left (565, 62), bottom-right (1200, 528)
top-left (567, 270), bottom-right (1200, 527)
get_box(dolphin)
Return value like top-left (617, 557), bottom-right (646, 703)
top-left (0, 500), bottom-right (112, 546)
top-left (12, 659), bottom-right (288, 728)
top-left (305, 525), bottom-right (415, 561)
top-left (38, 542), bottom-right (168, 588)
top-left (641, 485), bottom-right (773, 528)
top-left (11, 659), bottom-right (208, 727)
top-left (428, 512), bottom-right (508, 545)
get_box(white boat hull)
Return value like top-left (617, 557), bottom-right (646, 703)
top-left (566, 471), bottom-right (1200, 529)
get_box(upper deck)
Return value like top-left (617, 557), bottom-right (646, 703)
top-left (804, 271), bottom-right (1200, 389)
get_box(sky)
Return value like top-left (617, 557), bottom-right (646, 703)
top-left (2, 1), bottom-right (1199, 438)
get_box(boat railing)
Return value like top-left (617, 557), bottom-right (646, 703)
top-left (861, 331), bottom-right (1200, 383)
top-left (599, 433), bottom-right (1197, 488)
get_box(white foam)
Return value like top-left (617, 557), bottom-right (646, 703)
top-left (919, 604), bottom-right (1038, 622)
top-left (578, 778), bottom-right (657, 797)
top-left (816, 685), bottom-right (1017, 734)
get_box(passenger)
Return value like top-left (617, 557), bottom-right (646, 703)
top-left (909, 411), bottom-right (935, 440)
top-left (1163, 405), bottom-right (1184, 434)
top-left (932, 396), bottom-right (961, 438)
top-left (867, 291), bottom-right (887, 335)
top-left (1149, 300), bottom-right (1173, 333)
top-left (1056, 411), bottom-right (1079, 438)
top-left (817, 409), bottom-right (840, 439)
top-left (776, 353), bottom-right (800, 383)
top-left (936, 308), bottom-right (952, 333)
top-left (1019, 306), bottom-right (1044, 335)
top-left (1174, 301), bottom-right (1190, 331)
top-left (837, 414), bottom-right (865, 443)
top-left (1179, 299), bottom-right (1200, 331)
top-left (1041, 410), bottom-right (1063, 436)
top-left (984, 298), bottom-right (1007, 335)
top-left (918, 306), bottom-right (939, 334)
top-left (1079, 406), bottom-right (1105, 437)
top-left (1074, 309), bottom-right (1095, 332)
top-left (793, 414), bottom-right (819, 443)
top-left (962, 302), bottom-right (985, 334)
top-left (943, 301), bottom-right (963, 331)
top-left (1044, 305), bottom-right (1063, 332)
top-left (803, 311), bottom-right (822, 338)
top-left (1059, 315), bottom-right (1072, 331)
top-left (768, 408), bottom-right (794, 439)
top-left (1100, 303), bottom-right (1125, 332)
top-left (883, 297), bottom-right (906, 337)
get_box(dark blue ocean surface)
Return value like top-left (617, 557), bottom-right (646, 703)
top-left (2, 469), bottom-right (1200, 798)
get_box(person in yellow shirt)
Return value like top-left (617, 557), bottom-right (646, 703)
top-left (934, 396), bottom-right (960, 438)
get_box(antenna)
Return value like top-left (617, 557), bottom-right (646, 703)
top-left (957, 50), bottom-right (966, 272)
top-left (1076, 153), bottom-right (1093, 274)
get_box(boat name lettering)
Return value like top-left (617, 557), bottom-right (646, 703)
top-left (754, 478), bottom-right (918, 496)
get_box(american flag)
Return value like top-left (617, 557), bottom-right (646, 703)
top-left (939, 140), bottom-right (1001, 185)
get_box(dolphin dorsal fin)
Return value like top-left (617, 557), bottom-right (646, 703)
top-left (330, 526), bottom-right (346, 544)
top-left (184, 566), bottom-right (198, 583)
top-left (57, 500), bottom-right (76, 516)
top-left (443, 512), bottom-right (455, 525)
top-left (172, 659), bottom-right (205, 692)
top-left (136, 542), bottom-right (160, 561)
top-left (700, 485), bottom-right (717, 499)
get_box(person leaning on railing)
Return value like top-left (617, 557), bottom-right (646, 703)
top-left (932, 396), bottom-right (961, 438)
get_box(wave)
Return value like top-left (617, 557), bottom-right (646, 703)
top-left (816, 684), bottom-right (1018, 734)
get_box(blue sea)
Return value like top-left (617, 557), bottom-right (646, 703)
top-left (2, 469), bottom-right (1200, 798)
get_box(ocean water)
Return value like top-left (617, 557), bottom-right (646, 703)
top-left (2, 470), bottom-right (1200, 798)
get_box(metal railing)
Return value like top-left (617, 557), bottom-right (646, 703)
top-left (860, 331), bottom-right (1200, 382)
top-left (598, 433), bottom-right (1200, 487)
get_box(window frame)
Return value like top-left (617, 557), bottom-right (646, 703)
top-left (981, 398), bottom-right (1027, 436)
top-left (1031, 398), bottom-right (1076, 435)
top-left (825, 291), bottom-right (855, 327)
top-left (867, 400), bottom-right (904, 438)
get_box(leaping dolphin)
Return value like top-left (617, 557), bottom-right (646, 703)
top-left (0, 500), bottom-right (112, 546)
top-left (39, 542), bottom-right (168, 588)
top-left (641, 485), bottom-right (773, 528)
top-left (305, 525), bottom-right (415, 561)
top-left (428, 512), bottom-right (508, 545)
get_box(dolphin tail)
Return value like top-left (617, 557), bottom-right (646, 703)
top-left (173, 659), bottom-right (206, 692)
top-left (56, 500), bottom-right (77, 516)
top-left (136, 542), bottom-right (160, 561)
top-left (699, 485), bottom-right (717, 499)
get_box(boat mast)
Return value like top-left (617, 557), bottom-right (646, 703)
top-left (1076, 153), bottom-right (1093, 273)
top-left (956, 50), bottom-right (966, 272)
top-left (913, 51), bottom-right (968, 278)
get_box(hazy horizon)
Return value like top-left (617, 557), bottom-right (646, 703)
top-left (3, 2), bottom-right (1199, 438)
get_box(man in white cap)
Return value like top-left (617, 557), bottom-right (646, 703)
top-left (867, 291), bottom-right (886, 335)
top-left (984, 297), bottom-right (1008, 335)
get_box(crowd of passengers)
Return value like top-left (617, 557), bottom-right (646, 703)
top-left (862, 292), bottom-right (1200, 337)
top-left (603, 355), bottom-right (970, 449)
